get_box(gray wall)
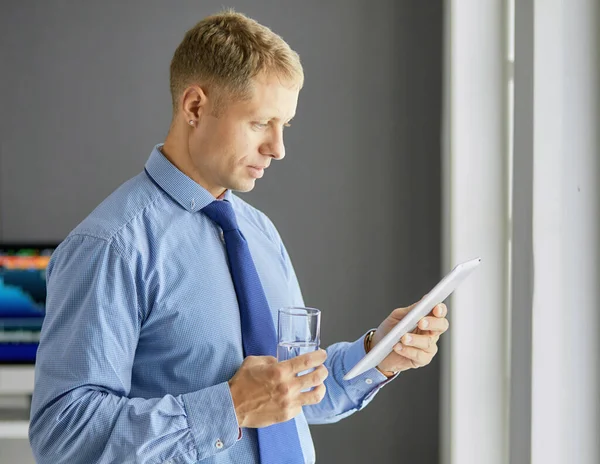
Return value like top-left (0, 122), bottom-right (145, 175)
top-left (0, 1), bottom-right (443, 463)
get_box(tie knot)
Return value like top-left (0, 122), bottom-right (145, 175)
top-left (202, 200), bottom-right (239, 232)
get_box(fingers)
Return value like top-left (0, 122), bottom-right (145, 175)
top-left (284, 349), bottom-right (327, 375)
top-left (300, 382), bottom-right (327, 406)
top-left (434, 303), bottom-right (448, 318)
top-left (298, 364), bottom-right (328, 391)
top-left (393, 343), bottom-right (437, 367)
top-left (400, 333), bottom-right (438, 352)
top-left (418, 315), bottom-right (449, 333)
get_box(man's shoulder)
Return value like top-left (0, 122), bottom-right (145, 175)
top-left (69, 171), bottom-right (160, 243)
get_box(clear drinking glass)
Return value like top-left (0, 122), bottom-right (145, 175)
top-left (277, 307), bottom-right (321, 363)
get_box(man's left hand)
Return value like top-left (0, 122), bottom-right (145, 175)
top-left (369, 302), bottom-right (449, 375)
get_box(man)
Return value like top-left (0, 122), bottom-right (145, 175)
top-left (29, 9), bottom-right (449, 464)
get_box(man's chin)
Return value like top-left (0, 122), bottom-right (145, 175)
top-left (228, 179), bottom-right (256, 193)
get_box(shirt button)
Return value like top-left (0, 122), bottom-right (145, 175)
top-left (365, 378), bottom-right (373, 384)
top-left (220, 230), bottom-right (225, 243)
top-left (215, 439), bottom-right (224, 449)
top-left (190, 198), bottom-right (196, 209)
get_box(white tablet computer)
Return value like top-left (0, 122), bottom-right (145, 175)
top-left (343, 257), bottom-right (482, 381)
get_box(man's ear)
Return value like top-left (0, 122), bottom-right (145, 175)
top-left (181, 85), bottom-right (209, 123)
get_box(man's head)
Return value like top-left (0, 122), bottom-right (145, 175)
top-left (164, 9), bottom-right (303, 197)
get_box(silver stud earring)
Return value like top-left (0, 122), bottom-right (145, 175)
top-left (189, 120), bottom-right (195, 126)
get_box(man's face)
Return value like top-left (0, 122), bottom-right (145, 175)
top-left (189, 73), bottom-right (299, 197)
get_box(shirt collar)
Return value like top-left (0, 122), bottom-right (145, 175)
top-left (144, 144), bottom-right (232, 213)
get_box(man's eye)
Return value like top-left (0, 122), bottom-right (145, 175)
top-left (253, 122), bottom-right (268, 129)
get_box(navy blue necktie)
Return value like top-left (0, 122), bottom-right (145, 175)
top-left (202, 199), bottom-right (304, 464)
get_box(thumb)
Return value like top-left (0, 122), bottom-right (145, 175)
top-left (390, 298), bottom-right (422, 321)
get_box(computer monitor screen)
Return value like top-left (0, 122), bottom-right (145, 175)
top-left (0, 244), bottom-right (56, 364)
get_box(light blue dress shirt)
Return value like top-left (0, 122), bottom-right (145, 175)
top-left (29, 145), bottom-right (395, 464)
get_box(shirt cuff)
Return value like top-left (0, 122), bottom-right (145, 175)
top-left (181, 381), bottom-right (240, 460)
top-left (341, 331), bottom-right (400, 402)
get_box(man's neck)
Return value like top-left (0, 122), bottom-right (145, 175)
top-left (160, 137), bottom-right (227, 200)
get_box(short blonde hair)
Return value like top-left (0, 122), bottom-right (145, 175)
top-left (169, 9), bottom-right (304, 115)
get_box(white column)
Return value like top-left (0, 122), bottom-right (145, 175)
top-left (443, 0), bottom-right (599, 462)
top-left (530, 1), bottom-right (600, 463)
top-left (441, 2), bottom-right (509, 464)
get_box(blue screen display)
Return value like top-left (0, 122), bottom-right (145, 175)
top-left (0, 245), bottom-right (56, 364)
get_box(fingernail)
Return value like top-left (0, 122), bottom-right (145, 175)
top-left (395, 345), bottom-right (403, 352)
top-left (405, 335), bottom-right (412, 344)
top-left (421, 319), bottom-right (429, 329)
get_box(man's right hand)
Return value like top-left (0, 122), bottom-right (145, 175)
top-left (228, 349), bottom-right (328, 428)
